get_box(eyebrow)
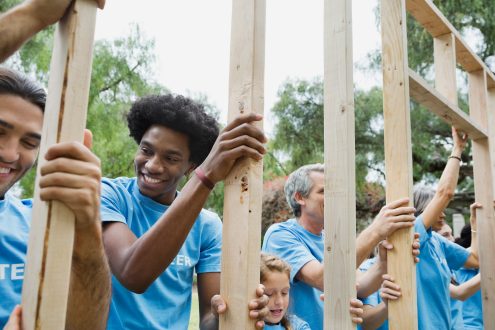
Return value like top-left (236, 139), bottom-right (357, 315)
top-left (0, 119), bottom-right (41, 140)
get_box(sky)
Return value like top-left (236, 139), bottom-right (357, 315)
top-left (94, 0), bottom-right (382, 133)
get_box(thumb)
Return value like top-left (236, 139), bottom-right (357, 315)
top-left (83, 129), bottom-right (93, 149)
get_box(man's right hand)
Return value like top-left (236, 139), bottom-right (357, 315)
top-left (198, 113), bottom-right (266, 184)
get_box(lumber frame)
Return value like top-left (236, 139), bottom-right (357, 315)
top-left (408, 70), bottom-right (488, 140)
top-left (323, 0), bottom-right (356, 328)
top-left (20, 1), bottom-right (97, 329)
top-left (219, 0), bottom-right (265, 328)
top-left (489, 87), bottom-right (495, 196)
top-left (380, 0), bottom-right (418, 328)
top-left (406, 0), bottom-right (495, 86)
top-left (468, 71), bottom-right (495, 329)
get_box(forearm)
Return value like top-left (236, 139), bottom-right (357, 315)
top-left (362, 303), bottom-right (387, 330)
top-left (116, 175), bottom-right (211, 292)
top-left (357, 263), bottom-right (386, 298)
top-left (470, 230), bottom-right (479, 263)
top-left (199, 313), bottom-right (219, 330)
top-left (449, 274), bottom-right (481, 301)
top-left (0, 3), bottom-right (45, 62)
top-left (356, 228), bottom-right (381, 267)
top-left (67, 222), bottom-right (111, 330)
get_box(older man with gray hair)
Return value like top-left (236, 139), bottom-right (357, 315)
top-left (262, 163), bottom-right (417, 330)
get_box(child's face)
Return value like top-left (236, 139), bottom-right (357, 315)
top-left (263, 271), bottom-right (290, 324)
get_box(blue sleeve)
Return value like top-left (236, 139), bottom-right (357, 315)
top-left (262, 228), bottom-right (317, 283)
top-left (361, 291), bottom-right (380, 307)
top-left (414, 216), bottom-right (432, 247)
top-left (100, 178), bottom-right (127, 224)
top-left (439, 234), bottom-right (470, 270)
top-left (196, 213), bottom-right (222, 274)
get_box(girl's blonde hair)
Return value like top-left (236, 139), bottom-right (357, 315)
top-left (260, 253), bottom-right (292, 330)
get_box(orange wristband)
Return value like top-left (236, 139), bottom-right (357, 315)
top-left (194, 168), bottom-right (215, 190)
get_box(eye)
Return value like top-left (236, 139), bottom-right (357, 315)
top-left (140, 146), bottom-right (153, 156)
top-left (22, 139), bottom-right (39, 150)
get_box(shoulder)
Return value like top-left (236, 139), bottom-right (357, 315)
top-left (263, 219), bottom-right (299, 246)
top-left (198, 208), bottom-right (222, 225)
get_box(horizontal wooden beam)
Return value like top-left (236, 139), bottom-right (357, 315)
top-left (406, 0), bottom-right (495, 86)
top-left (408, 69), bottom-right (488, 140)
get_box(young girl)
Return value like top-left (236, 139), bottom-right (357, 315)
top-left (261, 253), bottom-right (310, 330)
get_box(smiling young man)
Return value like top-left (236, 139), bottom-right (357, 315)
top-left (100, 94), bottom-right (269, 329)
top-left (0, 68), bottom-right (110, 329)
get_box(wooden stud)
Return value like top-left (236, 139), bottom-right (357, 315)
top-left (408, 71), bottom-right (487, 140)
top-left (20, 1), bottom-right (97, 329)
top-left (381, 0), bottom-right (418, 329)
top-left (323, 0), bottom-right (356, 328)
top-left (468, 70), bottom-right (495, 329)
top-left (488, 86), bottom-right (495, 197)
top-left (434, 33), bottom-right (457, 105)
top-left (219, 0), bottom-right (265, 329)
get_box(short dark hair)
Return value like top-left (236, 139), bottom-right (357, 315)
top-left (0, 67), bottom-right (46, 112)
top-left (455, 223), bottom-right (471, 248)
top-left (127, 94), bottom-right (219, 165)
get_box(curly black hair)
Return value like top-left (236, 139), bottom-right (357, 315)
top-left (455, 223), bottom-right (471, 248)
top-left (127, 94), bottom-right (220, 165)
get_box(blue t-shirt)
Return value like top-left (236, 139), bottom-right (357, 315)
top-left (357, 258), bottom-right (388, 330)
top-left (100, 177), bottom-right (222, 330)
top-left (455, 267), bottom-right (482, 329)
top-left (262, 218), bottom-right (323, 330)
top-left (0, 193), bottom-right (32, 328)
top-left (450, 272), bottom-right (464, 330)
top-left (415, 217), bottom-right (470, 330)
top-left (264, 314), bottom-right (311, 330)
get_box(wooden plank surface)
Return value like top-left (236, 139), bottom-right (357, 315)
top-left (21, 1), bottom-right (98, 329)
top-left (323, 0), bottom-right (356, 328)
top-left (488, 86), bottom-right (495, 199)
top-left (408, 70), bottom-right (488, 140)
top-left (381, 0), bottom-right (418, 329)
top-left (406, 0), bottom-right (485, 73)
top-left (433, 33), bottom-right (457, 105)
top-left (219, 0), bottom-right (265, 329)
top-left (468, 70), bottom-right (495, 330)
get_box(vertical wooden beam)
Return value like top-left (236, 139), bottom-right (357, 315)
top-left (381, 0), bottom-right (418, 329)
top-left (468, 70), bottom-right (495, 329)
top-left (434, 33), bottom-right (458, 105)
top-left (487, 87), bottom-right (495, 200)
top-left (219, 0), bottom-right (265, 329)
top-left (21, 1), bottom-right (97, 329)
top-left (323, 0), bottom-right (356, 329)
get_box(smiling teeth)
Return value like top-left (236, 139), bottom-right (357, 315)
top-left (144, 175), bottom-right (162, 184)
top-left (0, 167), bottom-right (11, 174)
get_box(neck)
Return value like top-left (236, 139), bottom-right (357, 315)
top-left (297, 214), bottom-right (323, 235)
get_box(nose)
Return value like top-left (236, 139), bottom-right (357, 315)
top-left (0, 138), bottom-right (20, 163)
top-left (144, 155), bottom-right (164, 174)
top-left (274, 294), bottom-right (283, 306)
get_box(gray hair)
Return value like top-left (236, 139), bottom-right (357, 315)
top-left (413, 185), bottom-right (435, 217)
top-left (284, 164), bottom-right (324, 217)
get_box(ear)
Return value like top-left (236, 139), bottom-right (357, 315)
top-left (294, 191), bottom-right (305, 206)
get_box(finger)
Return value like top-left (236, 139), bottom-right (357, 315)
top-left (350, 298), bottom-right (363, 308)
top-left (386, 206), bottom-right (416, 216)
top-left (97, 0), bottom-right (106, 9)
top-left (39, 187), bottom-right (99, 211)
top-left (383, 197), bottom-right (410, 209)
top-left (221, 121), bottom-right (266, 144)
top-left (217, 135), bottom-right (266, 156)
top-left (255, 320), bottom-right (265, 329)
top-left (5, 305), bottom-right (22, 327)
top-left (388, 213), bottom-right (416, 222)
top-left (380, 240), bottom-right (394, 250)
top-left (223, 113), bottom-right (263, 134)
top-left (44, 141), bottom-right (100, 165)
top-left (414, 232), bottom-right (420, 239)
top-left (352, 317), bottom-right (363, 324)
top-left (83, 129), bottom-right (93, 149)
top-left (256, 284), bottom-right (265, 297)
top-left (382, 274), bottom-right (394, 281)
top-left (40, 157), bottom-right (101, 178)
top-left (222, 145), bottom-right (264, 162)
top-left (39, 172), bottom-right (99, 191)
top-left (210, 295), bottom-right (227, 316)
